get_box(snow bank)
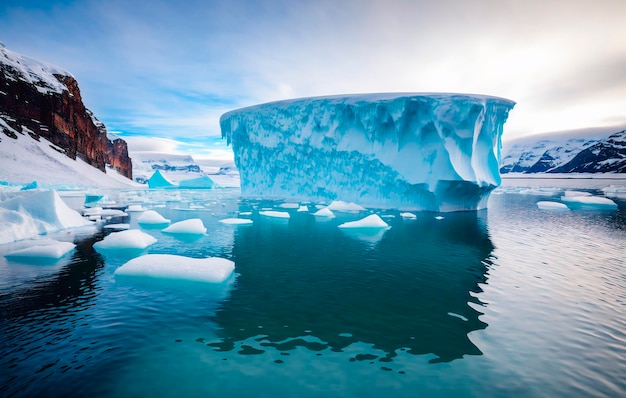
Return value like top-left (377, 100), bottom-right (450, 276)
top-left (114, 254), bottom-right (235, 283)
top-left (94, 230), bottom-right (157, 250)
top-left (162, 219), bottom-right (207, 234)
top-left (5, 241), bottom-right (76, 259)
top-left (0, 191), bottom-right (92, 244)
top-left (338, 214), bottom-right (390, 229)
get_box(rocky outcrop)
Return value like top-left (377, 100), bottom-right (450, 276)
top-left (0, 44), bottom-right (132, 179)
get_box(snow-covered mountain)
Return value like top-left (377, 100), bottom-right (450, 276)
top-left (500, 126), bottom-right (626, 174)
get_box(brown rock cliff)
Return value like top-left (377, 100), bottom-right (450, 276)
top-left (0, 47), bottom-right (132, 180)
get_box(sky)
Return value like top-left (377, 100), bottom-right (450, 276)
top-left (1, 0), bottom-right (625, 160)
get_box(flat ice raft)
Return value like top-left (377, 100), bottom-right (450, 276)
top-left (114, 254), bottom-right (235, 283)
top-left (221, 93), bottom-right (515, 212)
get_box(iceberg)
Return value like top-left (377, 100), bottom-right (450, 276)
top-left (221, 93), bottom-right (514, 212)
top-left (147, 170), bottom-right (175, 189)
top-left (114, 254), bottom-right (235, 283)
top-left (0, 191), bottom-right (92, 244)
top-left (259, 210), bottom-right (290, 219)
top-left (178, 175), bottom-right (218, 189)
top-left (312, 208), bottom-right (336, 218)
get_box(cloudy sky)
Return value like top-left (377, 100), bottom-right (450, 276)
top-left (1, 0), bottom-right (625, 159)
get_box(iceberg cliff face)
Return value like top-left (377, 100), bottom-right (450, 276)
top-left (220, 93), bottom-right (514, 211)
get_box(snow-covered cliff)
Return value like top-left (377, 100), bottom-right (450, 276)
top-left (221, 93), bottom-right (515, 211)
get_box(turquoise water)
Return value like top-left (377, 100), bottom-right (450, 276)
top-left (1, 182), bottom-right (625, 397)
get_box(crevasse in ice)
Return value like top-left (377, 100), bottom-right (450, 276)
top-left (220, 93), bottom-right (515, 211)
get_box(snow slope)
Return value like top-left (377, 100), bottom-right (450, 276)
top-left (0, 118), bottom-right (139, 189)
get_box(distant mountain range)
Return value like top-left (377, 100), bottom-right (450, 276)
top-left (500, 127), bottom-right (626, 174)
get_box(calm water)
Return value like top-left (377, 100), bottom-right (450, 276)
top-left (1, 180), bottom-right (625, 397)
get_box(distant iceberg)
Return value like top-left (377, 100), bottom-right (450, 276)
top-left (221, 93), bottom-right (514, 212)
top-left (178, 175), bottom-right (218, 189)
top-left (147, 170), bottom-right (175, 189)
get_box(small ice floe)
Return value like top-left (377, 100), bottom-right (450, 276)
top-left (561, 196), bottom-right (618, 210)
top-left (259, 210), bottom-right (290, 219)
top-left (278, 202), bottom-right (300, 209)
top-left (162, 219), bottom-right (207, 234)
top-left (562, 190), bottom-right (592, 198)
top-left (434, 215), bottom-right (444, 220)
top-left (103, 223), bottom-right (131, 230)
top-left (114, 254), bottom-right (235, 283)
top-left (218, 218), bottom-right (254, 225)
top-left (126, 205), bottom-right (146, 212)
top-left (297, 205), bottom-right (309, 212)
top-left (327, 201), bottom-right (366, 212)
top-left (400, 212), bottom-right (417, 220)
top-left (93, 229), bottom-right (157, 250)
top-left (238, 211), bottom-right (253, 216)
top-left (338, 214), bottom-right (389, 229)
top-left (5, 241), bottom-right (75, 260)
top-left (536, 201), bottom-right (569, 211)
top-left (137, 210), bottom-right (171, 226)
top-left (447, 312), bottom-right (468, 321)
top-left (312, 208), bottom-right (335, 218)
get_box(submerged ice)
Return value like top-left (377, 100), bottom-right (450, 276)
top-left (221, 93), bottom-right (515, 211)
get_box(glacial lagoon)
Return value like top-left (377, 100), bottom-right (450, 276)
top-left (1, 179), bottom-right (625, 397)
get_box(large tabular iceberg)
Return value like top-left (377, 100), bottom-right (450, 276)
top-left (220, 93), bottom-right (514, 211)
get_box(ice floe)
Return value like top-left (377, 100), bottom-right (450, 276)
top-left (5, 241), bottom-right (75, 259)
top-left (137, 210), bottom-right (171, 225)
top-left (338, 214), bottom-right (389, 229)
top-left (537, 201), bottom-right (569, 211)
top-left (162, 219), bottom-right (207, 234)
top-left (219, 218), bottom-right (254, 225)
top-left (259, 210), bottom-right (290, 219)
top-left (114, 254), bottom-right (235, 283)
top-left (94, 230), bottom-right (157, 250)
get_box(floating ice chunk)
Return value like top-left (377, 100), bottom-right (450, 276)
top-left (338, 214), bottom-right (389, 229)
top-left (278, 202), bottom-right (300, 209)
top-left (114, 254), bottom-right (235, 283)
top-left (5, 241), bottom-right (75, 259)
top-left (162, 219), bottom-right (207, 234)
top-left (562, 196), bottom-right (618, 210)
top-left (400, 212), bottom-right (417, 220)
top-left (327, 201), bottom-right (366, 212)
top-left (219, 218), bottom-right (254, 225)
top-left (239, 211), bottom-right (253, 216)
top-left (537, 201), bottom-right (569, 211)
top-left (93, 230), bottom-right (157, 250)
top-left (147, 170), bottom-right (175, 188)
top-left (313, 208), bottom-right (335, 218)
top-left (259, 210), bottom-right (291, 219)
top-left (562, 190), bottom-right (592, 197)
top-left (297, 205), bottom-right (309, 212)
top-left (137, 210), bottom-right (171, 225)
top-left (126, 205), bottom-right (146, 212)
top-left (447, 312), bottom-right (468, 321)
top-left (103, 223), bottom-right (131, 230)
top-left (434, 215), bottom-right (445, 220)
